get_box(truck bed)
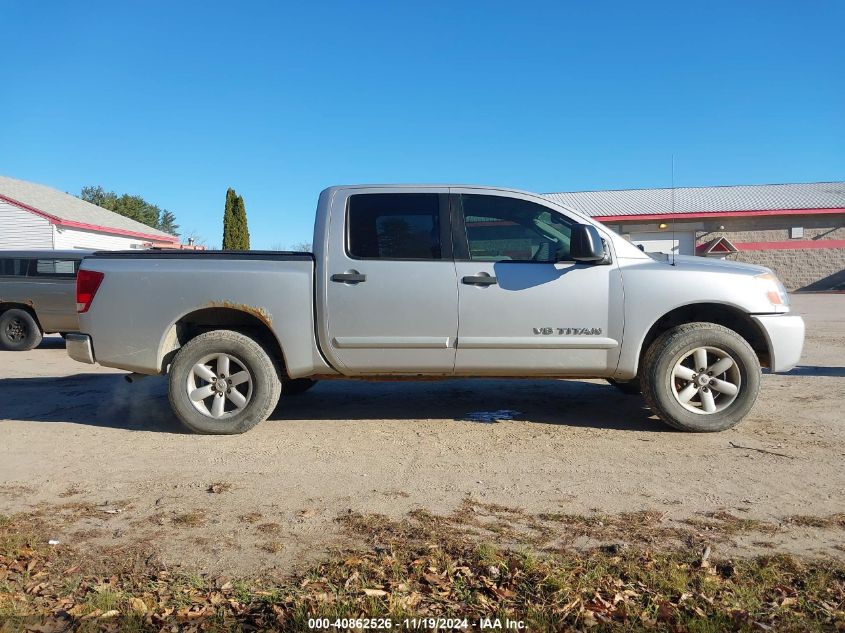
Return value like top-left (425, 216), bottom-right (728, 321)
top-left (78, 250), bottom-right (327, 377)
top-left (90, 249), bottom-right (314, 261)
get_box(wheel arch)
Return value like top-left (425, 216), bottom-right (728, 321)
top-left (634, 302), bottom-right (770, 376)
top-left (157, 307), bottom-right (287, 376)
top-left (0, 302), bottom-right (43, 332)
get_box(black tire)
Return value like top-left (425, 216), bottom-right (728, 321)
top-left (282, 378), bottom-right (318, 396)
top-left (607, 377), bottom-right (642, 395)
top-left (0, 309), bottom-right (43, 351)
top-left (168, 330), bottom-right (281, 434)
top-left (641, 322), bottom-right (761, 432)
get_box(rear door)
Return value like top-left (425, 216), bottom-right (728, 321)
top-left (27, 257), bottom-right (81, 332)
top-left (322, 188), bottom-right (458, 374)
top-left (452, 189), bottom-right (623, 376)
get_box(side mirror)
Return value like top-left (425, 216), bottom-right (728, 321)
top-left (570, 224), bottom-right (606, 262)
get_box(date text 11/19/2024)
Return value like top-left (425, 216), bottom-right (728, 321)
top-left (307, 617), bottom-right (526, 630)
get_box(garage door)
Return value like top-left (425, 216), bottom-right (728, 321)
top-left (627, 231), bottom-right (694, 256)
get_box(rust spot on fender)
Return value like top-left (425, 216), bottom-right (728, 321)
top-left (208, 301), bottom-right (273, 328)
top-left (0, 298), bottom-right (35, 308)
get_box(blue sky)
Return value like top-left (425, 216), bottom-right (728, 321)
top-left (2, 0), bottom-right (843, 248)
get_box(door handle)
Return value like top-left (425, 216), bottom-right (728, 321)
top-left (462, 274), bottom-right (497, 286)
top-left (331, 272), bottom-right (367, 284)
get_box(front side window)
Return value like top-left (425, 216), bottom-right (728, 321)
top-left (459, 194), bottom-right (574, 262)
top-left (0, 258), bottom-right (29, 276)
top-left (32, 259), bottom-right (80, 277)
top-left (347, 193), bottom-right (441, 260)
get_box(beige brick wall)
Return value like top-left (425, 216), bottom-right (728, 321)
top-left (725, 248), bottom-right (845, 291)
top-left (697, 214), bottom-right (845, 244)
top-left (696, 214), bottom-right (845, 291)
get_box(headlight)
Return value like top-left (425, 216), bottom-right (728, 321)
top-left (755, 272), bottom-right (789, 307)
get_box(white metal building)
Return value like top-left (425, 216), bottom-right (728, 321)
top-left (0, 175), bottom-right (178, 250)
top-left (543, 181), bottom-right (845, 291)
top-left (543, 182), bottom-right (845, 256)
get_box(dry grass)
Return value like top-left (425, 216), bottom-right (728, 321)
top-left (683, 510), bottom-right (780, 537)
top-left (239, 512), bottom-right (262, 524)
top-left (1, 505), bottom-right (844, 631)
top-left (207, 482), bottom-right (233, 494)
top-left (383, 499), bottom-right (785, 552)
top-left (58, 484), bottom-right (85, 498)
top-left (258, 540), bottom-right (285, 554)
top-left (171, 510), bottom-right (207, 528)
top-left (787, 514), bottom-right (845, 529)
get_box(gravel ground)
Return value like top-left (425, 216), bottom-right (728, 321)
top-left (1, 294), bottom-right (843, 576)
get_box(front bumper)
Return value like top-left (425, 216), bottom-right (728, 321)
top-left (66, 333), bottom-right (95, 364)
top-left (751, 314), bottom-right (805, 373)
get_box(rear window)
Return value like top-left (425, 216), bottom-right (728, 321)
top-left (31, 259), bottom-right (80, 277)
top-left (347, 193), bottom-right (441, 260)
top-left (0, 258), bottom-right (29, 276)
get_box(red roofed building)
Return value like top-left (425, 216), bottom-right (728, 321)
top-left (544, 181), bottom-right (845, 291)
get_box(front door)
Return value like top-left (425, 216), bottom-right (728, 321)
top-left (452, 190), bottom-right (623, 375)
top-left (323, 188), bottom-right (458, 375)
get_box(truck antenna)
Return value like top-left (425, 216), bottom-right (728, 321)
top-left (671, 154), bottom-right (677, 266)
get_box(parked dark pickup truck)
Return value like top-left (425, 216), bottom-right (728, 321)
top-left (0, 250), bottom-right (90, 350)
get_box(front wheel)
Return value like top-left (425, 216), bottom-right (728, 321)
top-left (0, 309), bottom-right (43, 351)
top-left (641, 323), bottom-right (761, 432)
top-left (168, 330), bottom-right (281, 434)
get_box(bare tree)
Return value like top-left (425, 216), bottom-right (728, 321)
top-left (183, 230), bottom-right (213, 249)
top-left (267, 241), bottom-right (312, 252)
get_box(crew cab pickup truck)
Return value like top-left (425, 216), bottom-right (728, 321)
top-left (66, 185), bottom-right (805, 434)
top-left (0, 250), bottom-right (90, 351)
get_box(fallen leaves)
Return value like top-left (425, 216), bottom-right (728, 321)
top-left (362, 588), bottom-right (388, 597)
top-left (0, 506), bottom-right (843, 631)
top-left (128, 596), bottom-right (147, 614)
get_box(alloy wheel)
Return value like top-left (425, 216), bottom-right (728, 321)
top-left (5, 318), bottom-right (25, 343)
top-left (186, 353), bottom-right (254, 419)
top-left (670, 346), bottom-right (741, 414)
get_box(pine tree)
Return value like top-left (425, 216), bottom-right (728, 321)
top-left (157, 210), bottom-right (179, 236)
top-left (232, 194), bottom-right (250, 250)
top-left (222, 188), bottom-right (238, 250)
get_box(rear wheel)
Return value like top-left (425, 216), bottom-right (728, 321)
top-left (168, 330), bottom-right (281, 434)
top-left (0, 309), bottom-right (42, 351)
top-left (282, 378), bottom-right (318, 396)
top-left (641, 322), bottom-right (761, 432)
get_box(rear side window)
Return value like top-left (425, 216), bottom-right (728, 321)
top-left (459, 194), bottom-right (574, 262)
top-left (31, 259), bottom-right (80, 277)
top-left (0, 258), bottom-right (29, 276)
top-left (347, 193), bottom-right (441, 260)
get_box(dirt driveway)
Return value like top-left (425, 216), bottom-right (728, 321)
top-left (1, 294), bottom-right (843, 577)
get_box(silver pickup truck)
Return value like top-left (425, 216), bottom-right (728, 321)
top-left (67, 185), bottom-right (804, 434)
